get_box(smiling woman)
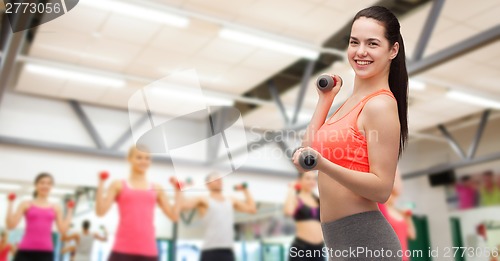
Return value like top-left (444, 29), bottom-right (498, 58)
top-left (5, 173), bottom-right (73, 261)
top-left (95, 146), bottom-right (182, 261)
top-left (292, 5), bottom-right (409, 260)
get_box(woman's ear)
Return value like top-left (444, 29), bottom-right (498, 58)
top-left (390, 42), bottom-right (399, 60)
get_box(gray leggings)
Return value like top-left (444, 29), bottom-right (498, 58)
top-left (321, 211), bottom-right (402, 261)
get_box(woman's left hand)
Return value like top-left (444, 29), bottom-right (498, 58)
top-left (292, 146), bottom-right (323, 172)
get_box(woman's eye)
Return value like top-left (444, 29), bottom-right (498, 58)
top-left (350, 41), bottom-right (358, 45)
top-left (369, 42), bottom-right (378, 46)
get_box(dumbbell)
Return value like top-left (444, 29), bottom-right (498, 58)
top-left (8, 193), bottom-right (16, 202)
top-left (234, 182), bottom-right (248, 191)
top-left (294, 183), bottom-right (301, 191)
top-left (100, 225), bottom-right (107, 232)
top-left (403, 209), bottom-right (413, 217)
top-left (316, 74), bottom-right (342, 92)
top-left (67, 200), bottom-right (75, 209)
top-left (292, 147), bottom-right (318, 170)
top-left (169, 177), bottom-right (185, 190)
top-left (99, 171), bottom-right (109, 181)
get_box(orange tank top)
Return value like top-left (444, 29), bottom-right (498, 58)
top-left (311, 89), bottom-right (395, 172)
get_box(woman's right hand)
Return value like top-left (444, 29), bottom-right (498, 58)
top-left (98, 171), bottom-right (109, 185)
top-left (7, 193), bottom-right (16, 205)
top-left (317, 74), bottom-right (342, 102)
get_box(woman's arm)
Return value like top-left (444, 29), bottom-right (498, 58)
top-left (233, 188), bottom-right (257, 214)
top-left (155, 183), bottom-right (180, 222)
top-left (295, 96), bottom-right (400, 202)
top-left (283, 183), bottom-right (298, 217)
top-left (9, 244), bottom-right (17, 255)
top-left (94, 229), bottom-right (108, 242)
top-left (95, 179), bottom-right (121, 217)
top-left (54, 204), bottom-right (72, 234)
top-left (61, 232), bottom-right (79, 242)
top-left (406, 213), bottom-right (417, 240)
top-left (60, 245), bottom-right (76, 254)
top-left (180, 196), bottom-right (206, 212)
top-left (302, 76), bottom-right (342, 147)
top-left (5, 201), bottom-right (28, 230)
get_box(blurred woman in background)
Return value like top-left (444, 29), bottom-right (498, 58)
top-left (6, 173), bottom-right (73, 261)
top-left (479, 171), bottom-right (500, 206)
top-left (379, 171), bottom-right (416, 261)
top-left (284, 171), bottom-right (324, 261)
top-left (0, 231), bottom-right (16, 261)
top-left (96, 146), bottom-right (181, 261)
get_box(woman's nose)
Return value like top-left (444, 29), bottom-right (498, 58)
top-left (356, 45), bottom-right (367, 57)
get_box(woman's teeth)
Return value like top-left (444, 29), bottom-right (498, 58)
top-left (356, 60), bottom-right (372, 65)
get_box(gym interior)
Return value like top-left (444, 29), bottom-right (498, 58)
top-left (0, 0), bottom-right (500, 260)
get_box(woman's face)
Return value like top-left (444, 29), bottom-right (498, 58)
top-left (128, 148), bottom-right (151, 174)
top-left (35, 176), bottom-right (53, 198)
top-left (300, 171), bottom-right (317, 191)
top-left (348, 17), bottom-right (398, 80)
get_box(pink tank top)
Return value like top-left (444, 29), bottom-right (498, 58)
top-left (113, 180), bottom-right (157, 256)
top-left (18, 205), bottom-right (56, 251)
top-left (0, 244), bottom-right (11, 261)
top-left (379, 204), bottom-right (410, 261)
top-left (312, 89), bottom-right (395, 172)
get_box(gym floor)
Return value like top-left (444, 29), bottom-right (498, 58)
top-left (0, 0), bottom-right (500, 260)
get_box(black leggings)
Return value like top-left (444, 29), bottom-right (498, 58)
top-left (14, 250), bottom-right (54, 261)
top-left (289, 237), bottom-right (325, 261)
top-left (108, 251), bottom-right (158, 261)
top-left (200, 249), bottom-right (235, 261)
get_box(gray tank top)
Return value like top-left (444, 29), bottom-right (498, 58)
top-left (201, 197), bottom-right (234, 250)
top-left (75, 233), bottom-right (94, 255)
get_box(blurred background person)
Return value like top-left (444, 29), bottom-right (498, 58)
top-left (379, 170), bottom-right (416, 261)
top-left (479, 171), bottom-right (500, 207)
top-left (95, 146), bottom-right (180, 261)
top-left (496, 173), bottom-right (500, 205)
top-left (455, 175), bottom-right (479, 209)
top-left (62, 220), bottom-right (108, 261)
top-left (5, 173), bottom-right (73, 261)
top-left (60, 223), bottom-right (77, 261)
top-left (0, 231), bottom-right (16, 261)
top-left (180, 173), bottom-right (257, 261)
top-left (284, 171), bottom-right (324, 261)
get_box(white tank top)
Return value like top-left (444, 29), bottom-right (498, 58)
top-left (201, 197), bottom-right (234, 250)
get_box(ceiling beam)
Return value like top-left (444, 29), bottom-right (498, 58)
top-left (437, 124), bottom-right (467, 160)
top-left (0, 135), bottom-right (295, 177)
top-left (412, 0), bottom-right (446, 61)
top-left (466, 110), bottom-right (490, 160)
top-left (69, 100), bottom-right (107, 149)
top-left (267, 80), bottom-right (290, 125)
top-left (0, 15), bottom-right (30, 107)
top-left (291, 60), bottom-right (315, 125)
top-left (403, 150), bottom-right (500, 180)
top-left (110, 113), bottom-right (149, 150)
top-left (408, 25), bottom-right (500, 75)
